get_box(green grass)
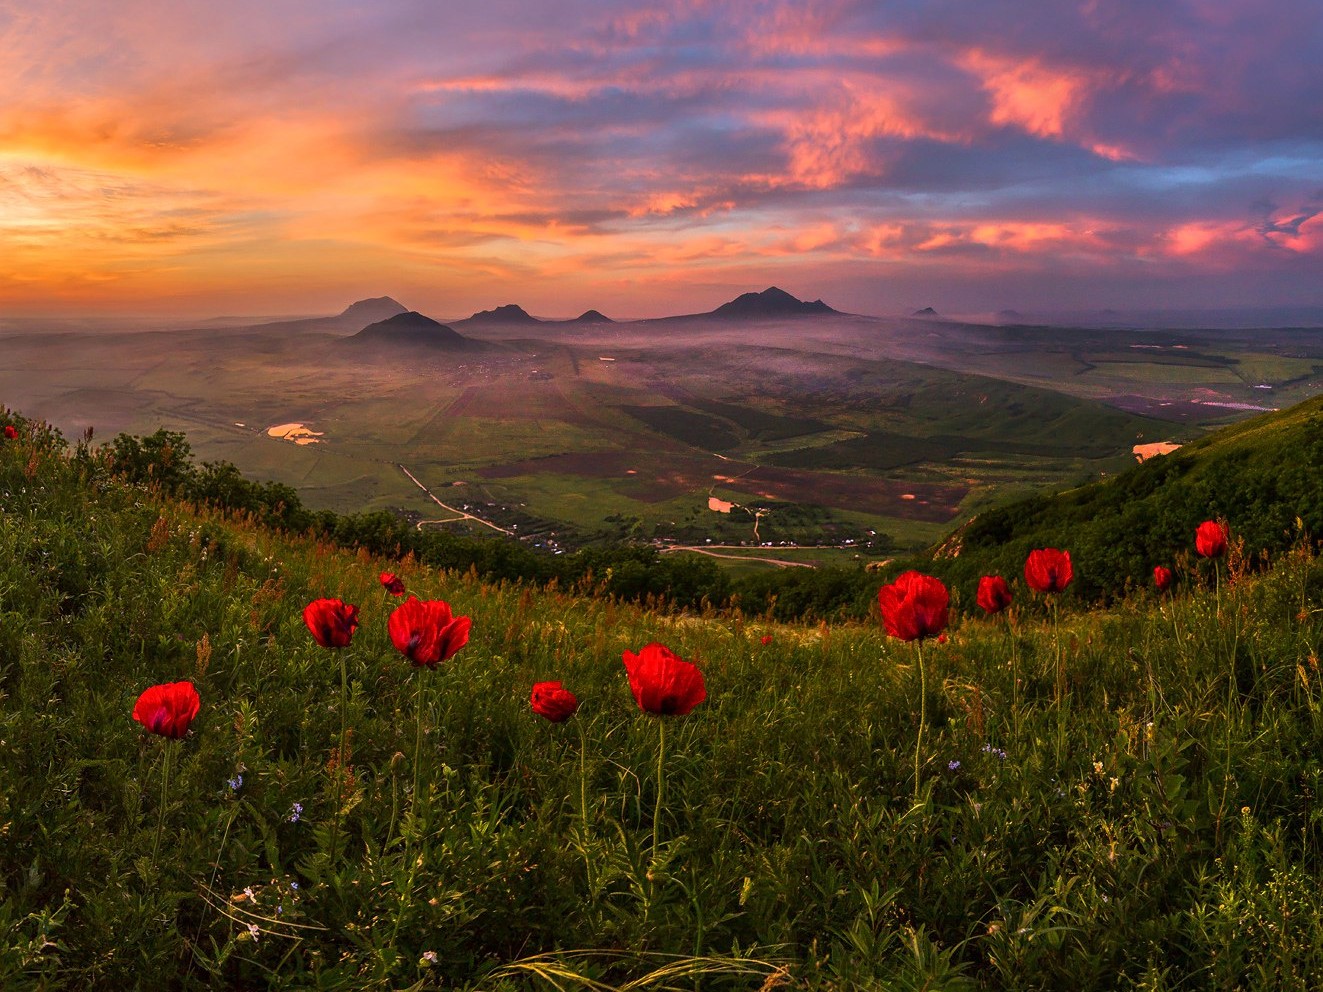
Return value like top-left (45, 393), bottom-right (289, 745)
top-left (6, 415), bottom-right (1323, 988)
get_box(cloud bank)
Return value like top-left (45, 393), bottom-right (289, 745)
top-left (1, 0), bottom-right (1319, 316)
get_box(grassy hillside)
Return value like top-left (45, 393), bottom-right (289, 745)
top-left (5, 413), bottom-right (1323, 989)
top-left (938, 394), bottom-right (1323, 602)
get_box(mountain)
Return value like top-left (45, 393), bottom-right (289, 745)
top-left (707, 287), bottom-right (839, 319)
top-left (912, 307), bottom-right (940, 317)
top-left (344, 311), bottom-right (474, 349)
top-left (337, 296), bottom-right (408, 326)
top-left (570, 309), bottom-right (613, 324)
top-left (463, 304), bottom-right (540, 325)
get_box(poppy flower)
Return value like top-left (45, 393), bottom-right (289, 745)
top-left (530, 681), bottom-right (579, 723)
top-left (379, 572), bottom-right (406, 596)
top-left (1024, 548), bottom-right (1073, 593)
top-left (303, 598), bottom-right (359, 648)
top-left (389, 596), bottom-right (471, 668)
top-left (3, 425), bottom-right (16, 440)
top-left (877, 570), bottom-right (949, 641)
top-left (760, 634), bottom-right (774, 646)
top-left (977, 575), bottom-right (1013, 615)
top-left (1195, 520), bottom-right (1229, 558)
top-left (1153, 566), bottom-right (1174, 592)
top-left (132, 681), bottom-right (201, 739)
top-left (622, 643), bottom-right (707, 716)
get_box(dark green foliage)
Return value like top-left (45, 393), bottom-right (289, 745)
top-left (934, 395), bottom-right (1323, 603)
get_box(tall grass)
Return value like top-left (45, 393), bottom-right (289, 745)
top-left (2, 416), bottom-right (1323, 989)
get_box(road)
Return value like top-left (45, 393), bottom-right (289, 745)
top-left (397, 464), bottom-right (516, 536)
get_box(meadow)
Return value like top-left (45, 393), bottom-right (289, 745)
top-left (4, 413), bottom-right (1323, 990)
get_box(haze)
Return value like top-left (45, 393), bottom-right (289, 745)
top-left (2, 1), bottom-right (1320, 321)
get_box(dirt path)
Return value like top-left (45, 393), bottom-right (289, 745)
top-left (660, 545), bottom-right (815, 568)
top-left (397, 464), bottom-right (516, 536)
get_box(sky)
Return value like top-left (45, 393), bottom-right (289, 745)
top-left (1, 0), bottom-right (1321, 319)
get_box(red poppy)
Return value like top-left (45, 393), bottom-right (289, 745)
top-left (977, 575), bottom-right (1013, 615)
top-left (877, 570), bottom-right (949, 641)
top-left (622, 643), bottom-right (707, 716)
top-left (1195, 520), bottom-right (1229, 558)
top-left (3, 425), bottom-right (16, 440)
top-left (379, 571), bottom-right (406, 596)
top-left (132, 681), bottom-right (201, 739)
top-left (1024, 548), bottom-right (1073, 593)
top-left (389, 596), bottom-right (471, 668)
top-left (303, 598), bottom-right (359, 648)
top-left (1153, 566), bottom-right (1174, 592)
top-left (760, 634), bottom-right (774, 646)
top-left (530, 681), bottom-right (579, 723)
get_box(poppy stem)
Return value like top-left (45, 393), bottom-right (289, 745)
top-left (914, 638), bottom-right (926, 805)
top-left (577, 717), bottom-right (594, 892)
top-left (329, 646), bottom-right (350, 861)
top-left (412, 675), bottom-right (427, 821)
top-left (653, 719), bottom-right (666, 859)
top-left (153, 741), bottom-right (172, 862)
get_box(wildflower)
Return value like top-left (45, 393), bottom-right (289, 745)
top-left (302, 598), bottom-right (359, 648)
top-left (244, 886), bottom-right (256, 903)
top-left (977, 575), bottom-right (1013, 615)
top-left (1024, 548), bottom-right (1073, 593)
top-left (227, 774), bottom-right (243, 792)
top-left (981, 744), bottom-right (1007, 760)
top-left (622, 643), bottom-right (707, 716)
top-left (760, 634), bottom-right (774, 646)
top-left (247, 923), bottom-right (261, 941)
top-left (379, 571), bottom-right (406, 596)
top-left (948, 759), bottom-right (961, 771)
top-left (3, 425), bottom-right (16, 440)
top-left (877, 571), bottom-right (949, 641)
top-left (290, 881), bottom-right (299, 891)
top-left (530, 681), bottom-right (579, 723)
top-left (1195, 520), bottom-right (1229, 558)
top-left (388, 596), bottom-right (471, 668)
top-left (1153, 565), bottom-right (1174, 592)
top-left (132, 681), bottom-right (201, 739)
top-left (288, 802), bottom-right (303, 823)
top-left (421, 950), bottom-right (439, 966)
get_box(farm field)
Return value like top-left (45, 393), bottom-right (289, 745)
top-left (2, 306), bottom-right (1320, 552)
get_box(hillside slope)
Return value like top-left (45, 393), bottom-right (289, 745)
top-left (940, 393), bottom-right (1323, 599)
top-left (6, 410), bottom-right (1323, 988)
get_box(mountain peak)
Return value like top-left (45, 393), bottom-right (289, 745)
top-left (347, 311), bottom-right (472, 349)
top-left (466, 303), bottom-right (539, 324)
top-left (338, 297), bottom-right (408, 323)
top-left (573, 309), bottom-right (614, 324)
top-left (709, 287), bottom-right (838, 319)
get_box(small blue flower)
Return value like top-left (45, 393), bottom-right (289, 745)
top-left (290, 881), bottom-right (299, 891)
top-left (227, 774), bottom-right (243, 791)
top-left (948, 760), bottom-right (961, 771)
top-left (288, 802), bottom-right (303, 823)
top-left (981, 745), bottom-right (1008, 761)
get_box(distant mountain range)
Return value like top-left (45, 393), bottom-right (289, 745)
top-left (240, 286), bottom-right (842, 337)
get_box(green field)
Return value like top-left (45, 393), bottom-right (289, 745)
top-left (3, 313), bottom-right (1318, 555)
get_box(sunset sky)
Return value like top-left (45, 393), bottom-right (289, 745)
top-left (2, 0), bottom-right (1320, 319)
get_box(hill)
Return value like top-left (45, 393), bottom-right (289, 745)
top-left (934, 393), bottom-right (1323, 600)
top-left (462, 303), bottom-right (540, 325)
top-left (5, 409), bottom-right (1323, 987)
top-left (336, 295), bottom-right (408, 326)
top-left (708, 286), bottom-right (839, 319)
top-left (344, 310), bottom-right (475, 349)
